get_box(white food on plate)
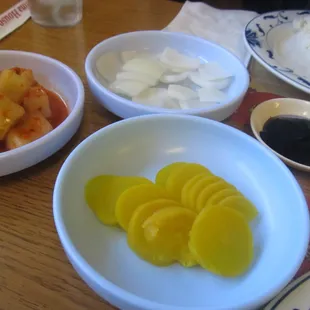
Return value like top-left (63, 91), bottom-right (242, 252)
top-left (116, 71), bottom-right (158, 86)
top-left (121, 51), bottom-right (137, 63)
top-left (123, 58), bottom-right (165, 79)
top-left (275, 16), bottom-right (310, 79)
top-left (96, 52), bottom-right (121, 82)
top-left (168, 84), bottom-right (198, 101)
top-left (293, 16), bottom-right (310, 32)
top-left (133, 88), bottom-right (180, 109)
top-left (160, 64), bottom-right (194, 73)
top-left (189, 72), bottom-right (232, 89)
top-left (199, 62), bottom-right (232, 80)
top-left (159, 47), bottom-right (201, 71)
top-left (198, 86), bottom-right (226, 102)
top-left (110, 80), bottom-right (149, 97)
top-left (97, 47), bottom-right (235, 110)
top-left (160, 72), bottom-right (189, 83)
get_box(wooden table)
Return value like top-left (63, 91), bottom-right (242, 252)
top-left (0, 1), bottom-right (309, 310)
top-left (0, 1), bottom-right (180, 309)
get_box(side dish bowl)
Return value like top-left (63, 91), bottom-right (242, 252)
top-left (85, 31), bottom-right (249, 121)
top-left (250, 98), bottom-right (310, 172)
top-left (0, 50), bottom-right (84, 176)
top-left (53, 114), bottom-right (309, 310)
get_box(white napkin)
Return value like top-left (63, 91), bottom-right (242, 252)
top-left (165, 1), bottom-right (257, 66)
top-left (0, 0), bottom-right (30, 41)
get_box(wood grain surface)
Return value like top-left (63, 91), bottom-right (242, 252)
top-left (0, 1), bottom-right (309, 310)
top-left (0, 1), bottom-right (180, 309)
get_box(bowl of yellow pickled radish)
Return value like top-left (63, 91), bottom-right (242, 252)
top-left (0, 50), bottom-right (84, 176)
top-left (53, 114), bottom-right (309, 310)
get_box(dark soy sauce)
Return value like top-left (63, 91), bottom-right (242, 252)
top-left (260, 115), bottom-right (310, 166)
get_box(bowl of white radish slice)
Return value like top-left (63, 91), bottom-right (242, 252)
top-left (85, 31), bottom-right (249, 121)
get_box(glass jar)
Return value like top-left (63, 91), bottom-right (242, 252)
top-left (28, 0), bottom-right (83, 27)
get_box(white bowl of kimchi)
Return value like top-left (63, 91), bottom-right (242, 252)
top-left (0, 50), bottom-right (84, 176)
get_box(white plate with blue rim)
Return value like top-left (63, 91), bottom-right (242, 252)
top-left (244, 10), bottom-right (310, 95)
top-left (264, 270), bottom-right (310, 309)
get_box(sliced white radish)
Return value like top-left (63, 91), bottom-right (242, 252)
top-left (110, 80), bottom-right (149, 97)
top-left (198, 62), bottom-right (232, 80)
top-left (121, 51), bottom-right (137, 63)
top-left (121, 51), bottom-right (152, 63)
top-left (168, 85), bottom-right (198, 101)
top-left (209, 78), bottom-right (232, 90)
top-left (95, 72), bottom-right (109, 88)
top-left (133, 88), bottom-right (180, 109)
top-left (189, 72), bottom-right (232, 90)
top-left (198, 86), bottom-right (226, 103)
top-left (159, 47), bottom-right (201, 71)
top-left (160, 72), bottom-right (189, 83)
top-left (160, 63), bottom-right (194, 73)
top-left (116, 71), bottom-right (158, 86)
top-left (123, 58), bottom-right (165, 79)
top-left (179, 99), bottom-right (217, 110)
top-left (96, 52), bottom-right (121, 83)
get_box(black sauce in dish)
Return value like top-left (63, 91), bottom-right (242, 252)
top-left (260, 115), bottom-right (310, 166)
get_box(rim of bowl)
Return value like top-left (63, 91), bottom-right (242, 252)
top-left (250, 97), bottom-right (310, 172)
top-left (0, 50), bottom-right (84, 160)
top-left (53, 114), bottom-right (309, 310)
top-left (85, 30), bottom-right (249, 115)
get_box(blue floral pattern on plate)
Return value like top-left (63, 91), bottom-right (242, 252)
top-left (264, 271), bottom-right (310, 309)
top-left (245, 29), bottom-right (261, 47)
top-left (244, 10), bottom-right (310, 94)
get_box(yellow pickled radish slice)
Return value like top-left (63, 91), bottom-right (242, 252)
top-left (196, 181), bottom-right (233, 212)
top-left (142, 206), bottom-right (197, 267)
top-left (219, 196), bottom-right (258, 221)
top-left (155, 162), bottom-right (186, 187)
top-left (189, 175), bottom-right (221, 210)
top-left (181, 173), bottom-right (206, 209)
top-left (178, 250), bottom-right (197, 267)
top-left (115, 184), bottom-right (171, 231)
top-left (189, 206), bottom-right (254, 277)
top-left (205, 188), bottom-right (241, 209)
top-left (166, 163), bottom-right (211, 201)
top-left (128, 199), bottom-right (181, 266)
top-left (85, 175), bottom-right (151, 225)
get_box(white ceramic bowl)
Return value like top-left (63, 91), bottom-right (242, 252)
top-left (250, 98), bottom-right (310, 172)
top-left (85, 31), bottom-right (249, 121)
top-left (0, 50), bottom-right (84, 176)
top-left (53, 114), bottom-right (309, 310)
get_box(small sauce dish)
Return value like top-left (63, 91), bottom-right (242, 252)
top-left (250, 98), bottom-right (310, 172)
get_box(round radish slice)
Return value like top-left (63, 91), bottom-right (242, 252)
top-left (198, 62), bottom-right (232, 80)
top-left (189, 72), bottom-right (232, 90)
top-left (160, 72), bottom-right (189, 83)
top-left (110, 80), bottom-right (149, 97)
top-left (96, 52), bottom-right (121, 83)
top-left (198, 87), bottom-right (226, 103)
top-left (116, 71), bottom-right (158, 86)
top-left (123, 58), bottom-right (165, 79)
top-left (160, 63), bottom-right (194, 73)
top-left (159, 47), bottom-right (201, 71)
top-left (168, 85), bottom-right (198, 101)
top-left (133, 88), bottom-right (180, 109)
